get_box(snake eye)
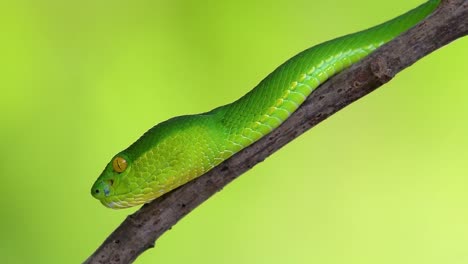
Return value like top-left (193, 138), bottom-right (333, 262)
top-left (112, 156), bottom-right (127, 173)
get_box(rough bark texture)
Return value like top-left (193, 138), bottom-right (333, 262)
top-left (85, 1), bottom-right (467, 263)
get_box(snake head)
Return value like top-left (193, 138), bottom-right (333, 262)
top-left (91, 153), bottom-right (135, 209)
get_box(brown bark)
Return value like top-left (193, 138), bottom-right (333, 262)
top-left (84, 0), bottom-right (468, 263)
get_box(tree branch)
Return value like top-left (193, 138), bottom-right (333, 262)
top-left (85, 1), bottom-right (467, 263)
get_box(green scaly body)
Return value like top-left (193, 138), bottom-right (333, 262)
top-left (92, 0), bottom-right (440, 209)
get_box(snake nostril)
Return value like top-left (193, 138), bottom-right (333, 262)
top-left (95, 189), bottom-right (100, 194)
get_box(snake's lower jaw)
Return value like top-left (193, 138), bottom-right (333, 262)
top-left (102, 201), bottom-right (125, 209)
top-left (99, 192), bottom-right (156, 209)
top-left (100, 199), bottom-right (142, 209)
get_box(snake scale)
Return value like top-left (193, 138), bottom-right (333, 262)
top-left (92, 0), bottom-right (440, 208)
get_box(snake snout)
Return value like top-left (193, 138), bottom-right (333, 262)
top-left (91, 179), bottom-right (113, 199)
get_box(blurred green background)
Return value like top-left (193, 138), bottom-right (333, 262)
top-left (1, 0), bottom-right (467, 263)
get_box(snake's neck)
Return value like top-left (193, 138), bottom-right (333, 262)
top-left (212, 0), bottom-right (439, 157)
top-left (214, 46), bottom-right (378, 158)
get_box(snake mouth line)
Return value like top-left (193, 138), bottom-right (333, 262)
top-left (102, 200), bottom-right (127, 209)
top-left (99, 190), bottom-right (160, 209)
top-left (101, 198), bottom-right (136, 209)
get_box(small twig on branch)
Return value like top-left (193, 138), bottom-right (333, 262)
top-left (85, 0), bottom-right (467, 263)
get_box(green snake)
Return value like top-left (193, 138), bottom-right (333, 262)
top-left (91, 0), bottom-right (440, 209)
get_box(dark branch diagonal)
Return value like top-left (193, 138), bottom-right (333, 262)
top-left (85, 1), bottom-right (467, 263)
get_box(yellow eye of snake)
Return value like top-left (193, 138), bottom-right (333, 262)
top-left (112, 156), bottom-right (127, 173)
